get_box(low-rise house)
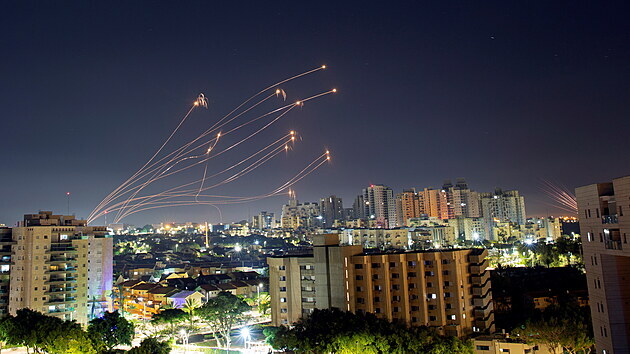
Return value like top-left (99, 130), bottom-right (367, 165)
top-left (167, 290), bottom-right (204, 308)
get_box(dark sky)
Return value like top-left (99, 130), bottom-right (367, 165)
top-left (2, 1), bottom-right (630, 226)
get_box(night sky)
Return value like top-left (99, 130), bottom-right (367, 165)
top-left (2, 2), bottom-right (630, 226)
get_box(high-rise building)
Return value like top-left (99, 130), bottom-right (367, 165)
top-left (418, 188), bottom-right (450, 220)
top-left (362, 184), bottom-right (397, 228)
top-left (280, 191), bottom-right (320, 229)
top-left (252, 211), bottom-right (275, 230)
top-left (577, 176), bottom-right (630, 353)
top-left (0, 227), bottom-right (15, 316)
top-left (480, 189), bottom-right (527, 240)
top-left (441, 179), bottom-right (482, 219)
top-left (268, 234), bottom-right (494, 337)
top-left (8, 211), bottom-right (112, 325)
top-left (395, 189), bottom-right (422, 227)
top-left (319, 195), bottom-right (344, 227)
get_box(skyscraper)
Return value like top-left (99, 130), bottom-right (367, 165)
top-left (395, 189), bottom-right (422, 226)
top-left (480, 189), bottom-right (527, 240)
top-left (362, 184), bottom-right (397, 228)
top-left (441, 179), bottom-right (482, 219)
top-left (319, 195), bottom-right (344, 227)
top-left (577, 176), bottom-right (630, 353)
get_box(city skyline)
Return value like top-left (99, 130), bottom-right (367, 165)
top-left (2, 2), bottom-right (630, 225)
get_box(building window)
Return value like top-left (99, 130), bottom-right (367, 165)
top-left (408, 272), bottom-right (416, 278)
top-left (280, 308), bottom-right (288, 313)
top-left (424, 260), bottom-right (432, 266)
top-left (280, 297), bottom-right (287, 303)
top-left (279, 287), bottom-right (287, 292)
top-left (392, 285), bottom-right (400, 291)
top-left (374, 285), bottom-right (382, 291)
top-left (371, 263), bottom-right (381, 268)
top-left (444, 292), bottom-right (452, 298)
top-left (374, 297), bottom-right (380, 303)
top-left (356, 286), bottom-right (363, 292)
top-left (389, 262), bottom-right (396, 267)
top-left (278, 266), bottom-right (286, 270)
top-left (476, 346), bottom-right (490, 351)
top-left (427, 282), bottom-right (433, 288)
top-left (393, 307), bottom-right (399, 313)
top-left (443, 270), bottom-right (449, 275)
top-left (442, 259), bottom-right (450, 264)
top-left (408, 261), bottom-right (416, 267)
top-left (375, 308), bottom-right (381, 314)
top-left (428, 293), bottom-right (436, 299)
top-left (429, 316), bottom-right (437, 321)
top-left (355, 264), bottom-right (363, 269)
top-left (425, 271), bottom-right (434, 276)
top-left (392, 273), bottom-right (400, 279)
top-left (372, 274), bottom-right (379, 280)
top-left (279, 276), bottom-right (286, 281)
top-left (357, 298), bottom-right (365, 304)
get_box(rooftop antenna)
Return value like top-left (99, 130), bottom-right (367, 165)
top-left (66, 192), bottom-right (71, 215)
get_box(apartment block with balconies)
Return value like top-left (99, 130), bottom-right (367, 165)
top-left (577, 176), bottom-right (630, 353)
top-left (346, 248), bottom-right (493, 337)
top-left (267, 234), bottom-right (494, 338)
top-left (8, 211), bottom-right (111, 326)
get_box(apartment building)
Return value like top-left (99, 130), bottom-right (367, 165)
top-left (267, 234), bottom-right (494, 337)
top-left (0, 227), bottom-right (15, 315)
top-left (577, 176), bottom-right (630, 353)
top-left (8, 211), bottom-right (111, 325)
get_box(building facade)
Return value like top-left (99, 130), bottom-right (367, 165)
top-left (267, 234), bottom-right (494, 337)
top-left (577, 176), bottom-right (630, 353)
top-left (8, 211), bottom-right (112, 325)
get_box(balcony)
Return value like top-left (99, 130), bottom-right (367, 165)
top-left (48, 307), bottom-right (75, 314)
top-left (46, 257), bottom-right (77, 264)
top-left (602, 215), bottom-right (619, 224)
top-left (47, 245), bottom-right (77, 254)
top-left (46, 297), bottom-right (77, 304)
top-left (45, 277), bottom-right (76, 284)
top-left (46, 267), bottom-right (77, 274)
top-left (45, 287), bottom-right (77, 294)
top-left (605, 239), bottom-right (623, 250)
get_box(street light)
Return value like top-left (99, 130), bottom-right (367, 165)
top-left (179, 329), bottom-right (189, 354)
top-left (241, 327), bottom-right (251, 350)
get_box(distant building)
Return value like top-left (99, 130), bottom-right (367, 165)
top-left (251, 211), bottom-right (275, 230)
top-left (442, 179), bottom-right (482, 219)
top-left (395, 189), bottom-right (422, 227)
top-left (280, 192), bottom-right (320, 229)
top-left (480, 189), bottom-right (527, 240)
top-left (577, 176), bottom-right (630, 353)
top-left (361, 184), bottom-right (397, 228)
top-left (319, 195), bottom-right (343, 227)
top-left (8, 211), bottom-right (112, 325)
top-left (268, 234), bottom-right (494, 337)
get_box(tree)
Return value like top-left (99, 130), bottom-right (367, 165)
top-left (151, 309), bottom-right (187, 337)
top-left (128, 338), bottom-right (171, 354)
top-left (182, 297), bottom-right (201, 330)
top-left (88, 311), bottom-right (135, 352)
top-left (265, 308), bottom-right (473, 353)
top-left (513, 303), bottom-right (594, 354)
top-left (0, 309), bottom-right (96, 354)
top-left (198, 291), bottom-right (250, 349)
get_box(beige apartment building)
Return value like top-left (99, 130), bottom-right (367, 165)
top-left (268, 234), bottom-right (494, 337)
top-left (577, 176), bottom-right (630, 353)
top-left (8, 211), bottom-right (111, 326)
